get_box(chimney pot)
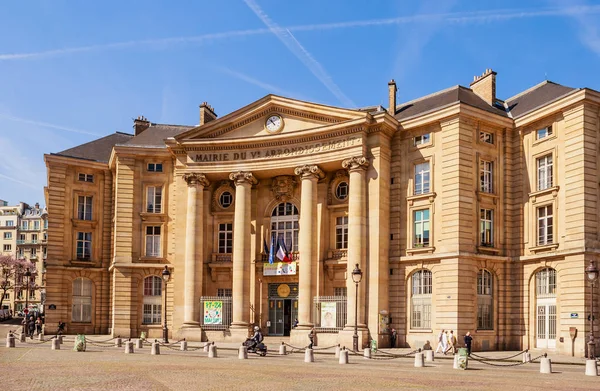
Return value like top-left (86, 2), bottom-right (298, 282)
top-left (199, 102), bottom-right (217, 125)
top-left (470, 68), bottom-right (497, 106)
top-left (387, 79), bottom-right (397, 116)
top-left (133, 115), bottom-right (150, 136)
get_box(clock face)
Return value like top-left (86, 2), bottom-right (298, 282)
top-left (265, 115), bottom-right (283, 132)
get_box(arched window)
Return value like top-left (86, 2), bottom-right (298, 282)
top-left (411, 270), bottom-right (432, 329)
top-left (143, 276), bottom-right (162, 324)
top-left (72, 278), bottom-right (92, 322)
top-left (536, 268), bottom-right (556, 297)
top-left (477, 270), bottom-right (493, 330)
top-left (271, 202), bottom-right (299, 252)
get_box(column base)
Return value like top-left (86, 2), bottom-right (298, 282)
top-left (229, 326), bottom-right (251, 343)
top-left (338, 328), bottom-right (369, 351)
top-left (176, 325), bottom-right (204, 342)
top-left (290, 328), bottom-right (314, 347)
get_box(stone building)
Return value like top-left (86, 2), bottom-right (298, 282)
top-left (44, 69), bottom-right (600, 356)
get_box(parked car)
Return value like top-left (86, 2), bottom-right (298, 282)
top-left (0, 309), bottom-right (12, 321)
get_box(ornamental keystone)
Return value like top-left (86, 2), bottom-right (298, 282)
top-left (294, 165), bottom-right (325, 180)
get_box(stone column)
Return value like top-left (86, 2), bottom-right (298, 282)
top-left (182, 173), bottom-right (209, 326)
top-left (342, 156), bottom-right (369, 329)
top-left (294, 165), bottom-right (324, 328)
top-left (229, 171), bottom-right (257, 330)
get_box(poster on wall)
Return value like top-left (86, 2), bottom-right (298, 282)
top-left (263, 261), bottom-right (297, 276)
top-left (321, 302), bottom-right (337, 328)
top-left (203, 301), bottom-right (223, 325)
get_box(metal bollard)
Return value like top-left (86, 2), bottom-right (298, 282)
top-left (539, 355), bottom-right (552, 374)
top-left (425, 350), bottom-right (434, 362)
top-left (414, 352), bottom-right (425, 367)
top-left (208, 344), bottom-right (217, 358)
top-left (136, 339), bottom-right (143, 349)
top-left (279, 342), bottom-right (286, 355)
top-left (51, 338), bottom-right (60, 350)
top-left (335, 344), bottom-right (341, 358)
top-left (339, 347), bottom-right (349, 364)
top-left (363, 347), bottom-right (371, 359)
top-left (304, 348), bottom-right (314, 363)
top-left (6, 334), bottom-right (15, 348)
top-left (115, 337), bottom-right (122, 348)
top-left (180, 340), bottom-right (187, 351)
top-left (585, 359), bottom-right (598, 376)
top-left (151, 341), bottom-right (160, 355)
top-left (124, 341), bottom-right (134, 354)
top-left (239, 345), bottom-right (248, 359)
top-left (522, 350), bottom-right (531, 363)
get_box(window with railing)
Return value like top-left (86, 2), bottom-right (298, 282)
top-left (218, 223), bottom-right (232, 254)
top-left (480, 209), bottom-right (493, 247)
top-left (335, 216), bottom-right (348, 249)
top-left (77, 196), bottom-right (93, 220)
top-left (480, 160), bottom-right (493, 193)
top-left (537, 205), bottom-right (553, 245)
top-left (414, 162), bottom-right (430, 195)
top-left (413, 209), bottom-right (430, 248)
top-left (146, 186), bottom-right (162, 213)
top-left (145, 226), bottom-right (161, 257)
top-left (76, 232), bottom-right (92, 260)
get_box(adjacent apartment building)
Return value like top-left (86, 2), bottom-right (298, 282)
top-left (43, 69), bottom-right (600, 357)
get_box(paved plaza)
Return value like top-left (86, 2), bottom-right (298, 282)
top-left (1, 324), bottom-right (598, 391)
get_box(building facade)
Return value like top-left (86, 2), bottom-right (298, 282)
top-left (44, 69), bottom-right (600, 356)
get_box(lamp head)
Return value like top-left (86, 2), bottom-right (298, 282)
top-left (586, 260), bottom-right (599, 282)
top-left (352, 263), bottom-right (362, 283)
top-left (162, 265), bottom-right (171, 282)
top-left (25, 267), bottom-right (31, 277)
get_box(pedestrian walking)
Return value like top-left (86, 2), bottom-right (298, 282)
top-left (27, 317), bottom-right (35, 339)
top-left (447, 330), bottom-right (456, 354)
top-left (464, 331), bottom-right (473, 356)
top-left (308, 328), bottom-right (315, 349)
top-left (442, 330), bottom-right (449, 354)
top-left (434, 329), bottom-right (445, 353)
top-left (390, 328), bottom-right (397, 348)
top-left (35, 316), bottom-right (42, 335)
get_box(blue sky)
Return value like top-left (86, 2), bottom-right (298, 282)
top-left (1, 0), bottom-right (599, 205)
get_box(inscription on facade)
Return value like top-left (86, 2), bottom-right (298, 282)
top-left (190, 136), bottom-right (360, 163)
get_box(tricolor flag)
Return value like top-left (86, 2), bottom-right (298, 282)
top-left (277, 237), bottom-right (292, 263)
top-left (268, 235), bottom-right (275, 264)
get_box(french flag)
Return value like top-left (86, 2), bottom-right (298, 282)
top-left (276, 237), bottom-right (292, 263)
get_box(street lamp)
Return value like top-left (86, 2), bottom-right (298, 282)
top-left (162, 265), bottom-right (171, 343)
top-left (23, 267), bottom-right (31, 337)
top-left (586, 260), bottom-right (599, 359)
top-left (352, 263), bottom-right (362, 352)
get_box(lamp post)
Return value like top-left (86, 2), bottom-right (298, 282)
top-left (586, 260), bottom-right (599, 359)
top-left (162, 265), bottom-right (171, 343)
top-left (352, 263), bottom-right (362, 352)
top-left (23, 267), bottom-right (31, 337)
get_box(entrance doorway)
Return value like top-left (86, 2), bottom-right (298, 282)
top-left (535, 268), bottom-right (557, 349)
top-left (268, 283), bottom-right (298, 336)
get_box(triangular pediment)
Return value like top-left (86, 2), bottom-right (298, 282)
top-left (175, 95), bottom-right (367, 141)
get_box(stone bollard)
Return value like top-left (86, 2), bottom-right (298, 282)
top-left (38, 333), bottom-right (44, 341)
top-left (58, 335), bottom-right (63, 344)
top-left (425, 350), bottom-right (434, 362)
top-left (151, 341), bottom-right (160, 355)
top-left (136, 339), bottom-right (143, 349)
top-left (208, 344), bottom-right (217, 358)
top-left (453, 354), bottom-right (459, 369)
top-left (522, 351), bottom-right (531, 363)
top-left (203, 342), bottom-right (210, 353)
top-left (414, 352), bottom-right (425, 367)
top-left (335, 344), bottom-right (341, 358)
top-left (180, 340), bottom-right (187, 351)
top-left (363, 347), bottom-right (371, 359)
top-left (51, 338), bottom-right (60, 350)
top-left (304, 348), bottom-right (314, 363)
top-left (539, 356), bottom-right (552, 374)
top-left (339, 348), bottom-right (349, 364)
top-left (239, 345), bottom-right (248, 359)
top-left (6, 334), bottom-right (15, 348)
top-left (279, 342), bottom-right (286, 355)
top-left (124, 341), bottom-right (134, 354)
top-left (115, 337), bottom-right (122, 348)
top-left (585, 359), bottom-right (598, 376)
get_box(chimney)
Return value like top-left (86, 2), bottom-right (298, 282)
top-left (470, 68), bottom-right (497, 106)
top-left (133, 116), bottom-right (150, 136)
top-left (35, 202), bottom-right (39, 209)
top-left (388, 80), bottom-right (397, 115)
top-left (199, 102), bottom-right (217, 125)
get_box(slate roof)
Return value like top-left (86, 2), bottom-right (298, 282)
top-left (505, 81), bottom-right (578, 119)
top-left (394, 85), bottom-right (509, 121)
top-left (122, 124), bottom-right (194, 147)
top-left (55, 132), bottom-right (133, 163)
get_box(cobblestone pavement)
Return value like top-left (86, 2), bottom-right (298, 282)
top-left (1, 332), bottom-right (599, 391)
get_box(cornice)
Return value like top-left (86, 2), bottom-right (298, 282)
top-left (44, 154), bottom-right (109, 170)
top-left (399, 102), bottom-right (513, 130)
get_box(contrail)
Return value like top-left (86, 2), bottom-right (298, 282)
top-left (217, 67), bottom-right (302, 98)
top-left (0, 113), bottom-right (102, 136)
top-left (0, 173), bottom-right (39, 189)
top-left (243, 0), bottom-right (356, 107)
top-left (1, 5), bottom-right (599, 61)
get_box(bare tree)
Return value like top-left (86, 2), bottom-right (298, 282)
top-left (0, 255), bottom-right (35, 310)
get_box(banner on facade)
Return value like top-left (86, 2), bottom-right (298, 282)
top-left (321, 302), bottom-right (337, 328)
top-left (263, 261), bottom-right (297, 276)
top-left (203, 301), bottom-right (223, 325)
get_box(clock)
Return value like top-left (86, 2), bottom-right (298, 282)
top-left (265, 114), bottom-right (284, 133)
top-left (277, 283), bottom-right (291, 298)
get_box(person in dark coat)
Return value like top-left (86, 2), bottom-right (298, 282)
top-left (464, 331), bottom-right (473, 356)
top-left (390, 328), bottom-right (397, 348)
top-left (27, 317), bottom-right (35, 339)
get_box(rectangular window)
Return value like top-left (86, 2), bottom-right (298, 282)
top-left (143, 304), bottom-right (162, 324)
top-left (537, 154), bottom-right (553, 191)
top-left (478, 296), bottom-right (493, 330)
top-left (414, 162), bottom-right (430, 195)
top-left (414, 133), bottom-right (431, 146)
top-left (335, 216), bottom-right (348, 249)
top-left (78, 173), bottom-right (94, 183)
top-left (72, 278), bottom-right (92, 322)
top-left (31, 248), bottom-right (37, 257)
top-left (413, 209), bottom-right (430, 248)
top-left (480, 160), bottom-right (493, 193)
top-left (3, 232), bottom-right (11, 239)
top-left (31, 234), bottom-right (38, 244)
top-left (43, 247), bottom-right (47, 258)
top-left (334, 287), bottom-right (347, 297)
top-left (77, 196), bottom-right (93, 220)
top-left (218, 223), bottom-right (233, 253)
top-left (480, 131), bottom-right (494, 144)
top-left (3, 293), bottom-right (8, 299)
top-left (536, 126), bottom-right (553, 140)
top-left (146, 186), bottom-right (162, 213)
top-left (480, 209), bottom-right (493, 247)
top-left (3, 244), bottom-right (10, 251)
top-left (33, 221), bottom-right (40, 230)
top-left (19, 234), bottom-right (25, 241)
top-left (217, 288), bottom-right (232, 297)
top-left (17, 249), bottom-right (24, 258)
top-left (411, 271), bottom-right (432, 329)
top-left (147, 163), bottom-right (163, 172)
top-left (76, 232), bottom-right (92, 260)
top-left (6, 220), bottom-right (13, 227)
top-left (145, 226), bottom-right (161, 257)
top-left (44, 220), bottom-right (48, 229)
top-left (537, 205), bottom-right (553, 245)
top-left (22, 221), bottom-right (28, 230)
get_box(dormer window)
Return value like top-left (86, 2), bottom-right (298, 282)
top-left (147, 163), bottom-right (163, 172)
top-left (480, 131), bottom-right (494, 144)
top-left (414, 133), bottom-right (431, 146)
top-left (536, 126), bottom-right (553, 140)
top-left (78, 173), bottom-right (94, 183)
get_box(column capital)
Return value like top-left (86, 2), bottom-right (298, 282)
top-left (183, 173), bottom-right (210, 187)
top-left (342, 156), bottom-right (369, 172)
top-left (294, 165), bottom-right (325, 180)
top-left (229, 171), bottom-right (258, 186)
